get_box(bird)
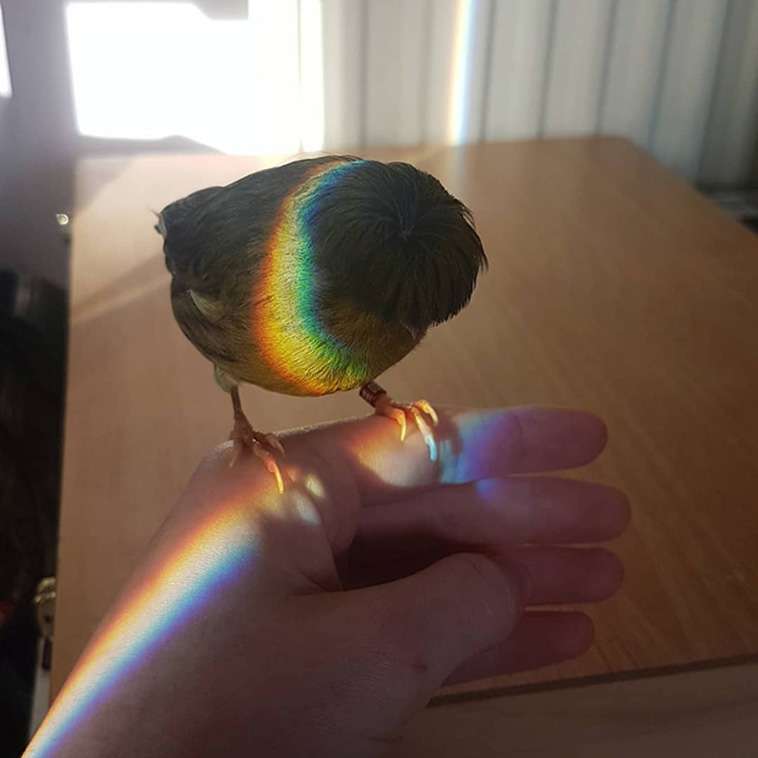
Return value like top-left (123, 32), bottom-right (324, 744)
top-left (156, 155), bottom-right (486, 492)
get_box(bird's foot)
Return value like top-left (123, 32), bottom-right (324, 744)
top-left (229, 413), bottom-right (285, 493)
top-left (361, 382), bottom-right (439, 462)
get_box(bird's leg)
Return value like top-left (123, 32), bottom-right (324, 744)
top-left (228, 386), bottom-right (285, 493)
top-left (359, 381), bottom-right (439, 461)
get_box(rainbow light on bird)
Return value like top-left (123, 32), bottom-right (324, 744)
top-left (24, 498), bottom-right (259, 757)
top-left (253, 159), bottom-right (371, 395)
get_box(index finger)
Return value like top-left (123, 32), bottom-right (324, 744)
top-left (288, 405), bottom-right (608, 506)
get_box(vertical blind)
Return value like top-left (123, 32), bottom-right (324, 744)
top-left (0, 5), bottom-right (11, 98)
top-left (322, 0), bottom-right (758, 187)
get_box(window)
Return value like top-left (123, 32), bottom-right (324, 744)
top-left (65, 1), bottom-right (324, 153)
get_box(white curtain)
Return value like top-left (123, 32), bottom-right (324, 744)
top-left (64, 0), bottom-right (758, 187)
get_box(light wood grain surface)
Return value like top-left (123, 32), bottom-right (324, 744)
top-left (53, 138), bottom-right (758, 707)
top-left (391, 661), bottom-right (758, 757)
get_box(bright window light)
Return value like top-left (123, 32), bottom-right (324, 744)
top-left (448, 0), bottom-right (476, 144)
top-left (65, 1), bottom-right (324, 154)
top-left (298, 0), bottom-right (324, 152)
top-left (0, 5), bottom-right (12, 98)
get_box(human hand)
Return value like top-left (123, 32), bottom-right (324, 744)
top-left (28, 406), bottom-right (628, 758)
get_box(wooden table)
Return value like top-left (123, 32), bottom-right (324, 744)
top-left (54, 138), bottom-right (758, 749)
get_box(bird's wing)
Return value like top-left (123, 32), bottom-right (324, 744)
top-left (158, 156), bottom-right (349, 374)
top-left (158, 184), bottom-right (262, 368)
top-left (159, 185), bottom-right (244, 296)
top-left (158, 156), bottom-right (347, 299)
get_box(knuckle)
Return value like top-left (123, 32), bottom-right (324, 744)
top-left (451, 552), bottom-right (516, 602)
top-left (448, 552), bottom-right (521, 637)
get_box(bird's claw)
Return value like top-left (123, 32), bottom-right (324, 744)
top-left (253, 445), bottom-right (285, 494)
top-left (375, 397), bottom-right (439, 462)
top-left (262, 433), bottom-right (286, 456)
top-left (413, 399), bottom-right (439, 426)
top-left (382, 405), bottom-right (408, 441)
top-left (229, 416), bottom-right (285, 493)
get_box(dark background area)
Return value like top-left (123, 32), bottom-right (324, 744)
top-left (0, 272), bottom-right (65, 758)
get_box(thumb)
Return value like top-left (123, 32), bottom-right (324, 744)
top-left (361, 552), bottom-right (525, 692)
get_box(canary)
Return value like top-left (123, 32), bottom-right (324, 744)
top-left (156, 155), bottom-right (486, 491)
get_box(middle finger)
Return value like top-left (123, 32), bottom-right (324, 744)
top-left (342, 543), bottom-right (624, 603)
top-left (355, 476), bottom-right (630, 549)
